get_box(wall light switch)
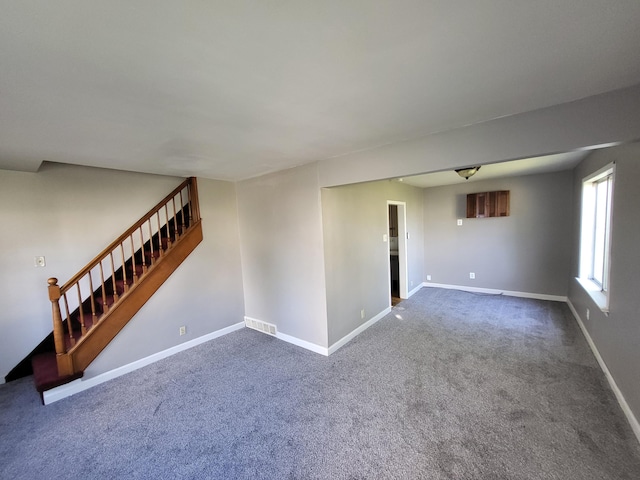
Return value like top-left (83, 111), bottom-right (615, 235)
top-left (34, 256), bottom-right (46, 267)
top-left (383, 234), bottom-right (388, 242)
top-left (457, 219), bottom-right (463, 226)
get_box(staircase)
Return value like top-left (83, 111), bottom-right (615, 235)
top-left (30, 177), bottom-right (202, 402)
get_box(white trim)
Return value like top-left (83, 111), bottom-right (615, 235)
top-left (566, 299), bottom-right (640, 444)
top-left (576, 277), bottom-right (609, 313)
top-left (387, 200), bottom-right (409, 299)
top-left (275, 331), bottom-right (329, 356)
top-left (581, 161), bottom-right (616, 184)
top-left (423, 282), bottom-right (567, 302)
top-left (328, 307), bottom-right (392, 355)
top-left (244, 315), bottom-right (329, 356)
top-left (407, 283), bottom-right (423, 298)
top-left (43, 322), bottom-right (245, 404)
top-left (579, 162), bottom-right (615, 311)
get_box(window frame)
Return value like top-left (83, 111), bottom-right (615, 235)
top-left (578, 162), bottom-right (615, 313)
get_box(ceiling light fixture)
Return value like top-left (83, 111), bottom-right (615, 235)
top-left (455, 166), bottom-right (481, 180)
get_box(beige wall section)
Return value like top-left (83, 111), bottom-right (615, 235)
top-left (318, 84), bottom-right (640, 187)
top-left (424, 171), bottom-right (573, 296)
top-left (568, 143), bottom-right (640, 421)
top-left (322, 180), bottom-right (424, 346)
top-left (236, 163), bottom-right (328, 348)
top-left (86, 177), bottom-right (245, 376)
top-left (0, 164), bottom-right (245, 379)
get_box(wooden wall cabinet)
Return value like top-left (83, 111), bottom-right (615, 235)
top-left (466, 190), bottom-right (510, 218)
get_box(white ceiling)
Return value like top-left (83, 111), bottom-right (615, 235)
top-left (1, 1), bottom-right (640, 181)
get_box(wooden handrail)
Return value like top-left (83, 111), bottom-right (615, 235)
top-left (60, 178), bottom-right (197, 291)
top-left (48, 177), bottom-right (201, 376)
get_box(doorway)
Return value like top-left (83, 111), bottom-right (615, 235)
top-left (387, 201), bottom-right (408, 306)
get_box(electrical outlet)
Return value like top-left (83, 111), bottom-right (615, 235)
top-left (360, 309), bottom-right (365, 319)
top-left (179, 326), bottom-right (186, 336)
top-left (586, 308), bottom-right (590, 320)
top-left (457, 219), bottom-right (463, 226)
top-left (427, 275), bottom-right (432, 281)
top-left (469, 272), bottom-right (475, 279)
top-left (34, 256), bottom-right (46, 267)
top-left (410, 280), bottom-right (413, 286)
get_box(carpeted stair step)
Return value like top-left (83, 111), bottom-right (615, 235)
top-left (127, 263), bottom-right (146, 279)
top-left (31, 352), bottom-right (83, 403)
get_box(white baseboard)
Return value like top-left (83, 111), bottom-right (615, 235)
top-left (328, 307), bottom-right (392, 355)
top-left (244, 315), bottom-right (329, 356)
top-left (43, 321), bottom-right (245, 405)
top-left (276, 331), bottom-right (329, 356)
top-left (423, 282), bottom-right (567, 302)
top-left (407, 283), bottom-right (423, 298)
top-left (566, 300), bottom-right (640, 444)
top-left (247, 307), bottom-right (393, 357)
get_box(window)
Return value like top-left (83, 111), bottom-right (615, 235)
top-left (579, 163), bottom-right (615, 311)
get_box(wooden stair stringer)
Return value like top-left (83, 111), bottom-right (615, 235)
top-left (58, 220), bottom-right (203, 375)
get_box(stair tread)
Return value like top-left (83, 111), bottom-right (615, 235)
top-left (31, 352), bottom-right (83, 393)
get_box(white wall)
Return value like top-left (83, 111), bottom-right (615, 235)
top-left (568, 142), bottom-right (640, 421)
top-left (0, 164), bottom-right (245, 379)
top-left (322, 180), bottom-right (424, 346)
top-left (236, 163), bottom-right (328, 349)
top-left (423, 171), bottom-right (573, 296)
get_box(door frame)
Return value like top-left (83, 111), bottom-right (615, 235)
top-left (387, 200), bottom-right (408, 302)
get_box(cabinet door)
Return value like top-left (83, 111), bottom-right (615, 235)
top-left (466, 194), bottom-right (477, 218)
top-left (476, 193), bottom-right (487, 217)
top-left (487, 191), bottom-right (497, 217)
top-left (497, 191), bottom-right (510, 216)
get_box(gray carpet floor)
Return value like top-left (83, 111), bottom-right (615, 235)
top-left (2, 287), bottom-right (640, 479)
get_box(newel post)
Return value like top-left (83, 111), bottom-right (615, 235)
top-left (48, 278), bottom-right (65, 356)
top-left (48, 278), bottom-right (74, 376)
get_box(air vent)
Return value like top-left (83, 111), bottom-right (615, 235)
top-left (245, 317), bottom-right (277, 336)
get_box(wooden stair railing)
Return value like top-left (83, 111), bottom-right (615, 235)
top-left (47, 177), bottom-right (202, 377)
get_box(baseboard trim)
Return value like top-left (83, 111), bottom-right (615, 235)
top-left (566, 299), bottom-right (640, 445)
top-left (248, 308), bottom-right (394, 357)
top-left (407, 283), bottom-right (423, 298)
top-left (328, 307), bottom-right (392, 356)
top-left (276, 331), bottom-right (329, 356)
top-left (243, 315), bottom-right (329, 356)
top-left (43, 321), bottom-right (245, 405)
top-left (423, 282), bottom-right (567, 302)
